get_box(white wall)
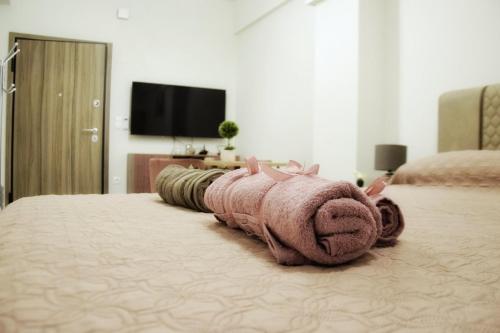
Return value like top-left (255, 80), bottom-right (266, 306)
top-left (357, 0), bottom-right (399, 182)
top-left (312, 0), bottom-right (359, 181)
top-left (0, 0), bottom-right (236, 193)
top-left (234, 0), bottom-right (394, 181)
top-left (398, 0), bottom-right (500, 160)
top-left (235, 0), bottom-right (315, 165)
top-left (357, 0), bottom-right (500, 175)
top-left (234, 0), bottom-right (288, 33)
top-left (235, 0), bottom-right (500, 181)
top-left (3, 0), bottom-right (499, 194)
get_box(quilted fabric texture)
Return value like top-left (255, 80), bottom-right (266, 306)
top-left (391, 150), bottom-right (500, 186)
top-left (1, 190), bottom-right (500, 332)
top-left (482, 84), bottom-right (500, 149)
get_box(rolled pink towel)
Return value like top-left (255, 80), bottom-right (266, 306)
top-left (204, 158), bottom-right (382, 266)
top-left (370, 195), bottom-right (405, 246)
top-left (365, 177), bottom-right (405, 246)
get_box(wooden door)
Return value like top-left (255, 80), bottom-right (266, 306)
top-left (12, 39), bottom-right (45, 200)
top-left (11, 39), bottom-right (107, 200)
top-left (40, 41), bottom-right (76, 194)
top-left (72, 43), bottom-right (106, 194)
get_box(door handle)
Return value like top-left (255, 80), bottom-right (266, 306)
top-left (82, 128), bottom-right (98, 134)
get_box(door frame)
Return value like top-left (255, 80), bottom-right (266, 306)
top-left (5, 32), bottom-right (112, 203)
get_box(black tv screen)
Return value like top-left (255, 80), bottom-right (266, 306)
top-left (130, 82), bottom-right (226, 137)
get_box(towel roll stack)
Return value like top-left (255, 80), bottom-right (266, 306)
top-left (156, 165), bottom-right (226, 213)
top-left (371, 195), bottom-right (405, 247)
top-left (205, 164), bottom-right (388, 266)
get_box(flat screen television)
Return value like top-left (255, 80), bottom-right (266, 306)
top-left (130, 82), bottom-right (226, 137)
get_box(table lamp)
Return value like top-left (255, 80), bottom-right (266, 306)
top-left (374, 144), bottom-right (407, 176)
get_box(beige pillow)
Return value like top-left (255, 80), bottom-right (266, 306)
top-left (391, 150), bottom-right (500, 187)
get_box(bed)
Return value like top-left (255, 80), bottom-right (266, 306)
top-left (1, 85), bottom-right (500, 332)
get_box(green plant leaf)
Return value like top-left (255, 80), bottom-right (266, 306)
top-left (218, 120), bottom-right (239, 139)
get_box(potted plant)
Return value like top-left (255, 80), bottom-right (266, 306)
top-left (218, 120), bottom-right (239, 161)
top-left (354, 170), bottom-right (365, 187)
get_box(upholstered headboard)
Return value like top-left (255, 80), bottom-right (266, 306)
top-left (438, 83), bottom-right (500, 152)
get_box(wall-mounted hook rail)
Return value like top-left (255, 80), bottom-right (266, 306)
top-left (4, 48), bottom-right (20, 66)
top-left (2, 42), bottom-right (20, 95)
top-left (1, 41), bottom-right (20, 208)
top-left (6, 42), bottom-right (19, 57)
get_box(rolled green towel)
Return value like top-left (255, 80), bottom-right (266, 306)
top-left (155, 165), bottom-right (226, 212)
top-left (171, 169), bottom-right (201, 207)
top-left (184, 169), bottom-right (229, 212)
top-left (156, 165), bottom-right (187, 205)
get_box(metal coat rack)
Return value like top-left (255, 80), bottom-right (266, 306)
top-left (0, 42), bottom-right (20, 207)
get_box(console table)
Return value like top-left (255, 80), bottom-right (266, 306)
top-left (203, 159), bottom-right (287, 169)
top-left (127, 153), bottom-right (217, 193)
top-left (127, 153), bottom-right (285, 193)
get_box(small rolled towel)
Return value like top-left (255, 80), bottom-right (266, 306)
top-left (156, 165), bottom-right (226, 212)
top-left (365, 177), bottom-right (405, 246)
top-left (371, 195), bottom-right (405, 246)
top-left (204, 158), bottom-right (382, 266)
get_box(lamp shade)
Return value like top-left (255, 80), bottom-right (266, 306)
top-left (374, 144), bottom-right (407, 172)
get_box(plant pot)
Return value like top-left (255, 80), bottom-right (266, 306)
top-left (220, 149), bottom-right (236, 162)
